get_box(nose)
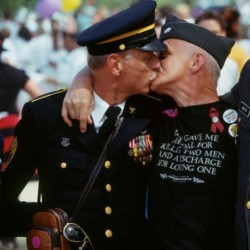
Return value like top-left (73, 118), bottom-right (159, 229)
top-left (150, 56), bottom-right (161, 71)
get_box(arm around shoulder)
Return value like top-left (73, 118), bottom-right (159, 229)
top-left (62, 66), bottom-right (95, 132)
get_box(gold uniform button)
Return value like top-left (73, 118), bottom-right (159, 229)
top-left (246, 201), bottom-right (250, 210)
top-left (105, 206), bottom-right (112, 215)
top-left (104, 161), bottom-right (111, 169)
top-left (105, 184), bottom-right (112, 192)
top-left (119, 44), bottom-right (125, 50)
top-left (105, 229), bottom-right (113, 238)
top-left (60, 162), bottom-right (67, 169)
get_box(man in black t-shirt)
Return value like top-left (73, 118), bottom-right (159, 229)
top-left (148, 14), bottom-right (237, 250)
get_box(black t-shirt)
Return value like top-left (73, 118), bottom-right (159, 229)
top-left (149, 100), bottom-right (238, 250)
top-left (0, 62), bottom-right (28, 114)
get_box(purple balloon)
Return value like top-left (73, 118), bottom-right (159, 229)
top-left (35, 0), bottom-right (61, 18)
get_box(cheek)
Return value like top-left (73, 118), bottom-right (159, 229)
top-left (151, 73), bottom-right (165, 90)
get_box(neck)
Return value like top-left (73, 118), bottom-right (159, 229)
top-left (94, 76), bottom-right (127, 105)
top-left (167, 77), bottom-right (219, 107)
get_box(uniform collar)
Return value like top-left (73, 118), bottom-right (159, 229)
top-left (92, 92), bottom-right (125, 131)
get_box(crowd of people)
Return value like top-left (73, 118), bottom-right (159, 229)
top-left (1, 0), bottom-right (250, 249)
top-left (0, 1), bottom-right (250, 94)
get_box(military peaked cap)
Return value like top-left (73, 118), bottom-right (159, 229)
top-left (77, 1), bottom-right (165, 55)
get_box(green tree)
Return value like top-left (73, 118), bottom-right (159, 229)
top-left (1, 0), bottom-right (37, 13)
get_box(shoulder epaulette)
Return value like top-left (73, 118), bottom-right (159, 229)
top-left (31, 88), bottom-right (67, 103)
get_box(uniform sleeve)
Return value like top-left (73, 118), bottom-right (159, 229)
top-left (222, 59), bottom-right (250, 106)
top-left (0, 102), bottom-right (40, 236)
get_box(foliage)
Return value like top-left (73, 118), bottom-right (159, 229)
top-left (0, 0), bottom-right (37, 14)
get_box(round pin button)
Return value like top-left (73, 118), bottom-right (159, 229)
top-left (246, 201), bottom-right (250, 210)
top-left (228, 123), bottom-right (238, 138)
top-left (212, 117), bottom-right (219, 123)
top-left (223, 109), bottom-right (238, 124)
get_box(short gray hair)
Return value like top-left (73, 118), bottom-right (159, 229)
top-left (87, 54), bottom-right (108, 70)
top-left (184, 42), bottom-right (220, 82)
top-left (203, 51), bottom-right (221, 83)
top-left (87, 50), bottom-right (133, 70)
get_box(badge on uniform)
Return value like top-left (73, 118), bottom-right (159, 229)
top-left (61, 137), bottom-right (70, 147)
top-left (128, 134), bottom-right (153, 166)
top-left (239, 101), bottom-right (250, 117)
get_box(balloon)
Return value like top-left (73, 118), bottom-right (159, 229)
top-left (62, 0), bottom-right (82, 12)
top-left (35, 0), bottom-right (61, 18)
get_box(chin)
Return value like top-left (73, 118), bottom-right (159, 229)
top-left (139, 87), bottom-right (150, 95)
top-left (150, 84), bottom-right (158, 92)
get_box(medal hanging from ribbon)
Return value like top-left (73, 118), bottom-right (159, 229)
top-left (209, 107), bottom-right (224, 133)
top-left (128, 135), bottom-right (153, 166)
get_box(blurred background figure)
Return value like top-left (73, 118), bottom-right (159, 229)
top-left (41, 15), bottom-right (87, 92)
top-left (0, 28), bottom-right (19, 67)
top-left (0, 32), bottom-right (43, 171)
top-left (174, 3), bottom-right (194, 23)
top-left (155, 4), bottom-right (173, 38)
top-left (195, 10), bottom-right (239, 95)
top-left (220, 6), bottom-right (249, 71)
top-left (76, 0), bottom-right (97, 31)
top-left (0, 10), bottom-right (19, 41)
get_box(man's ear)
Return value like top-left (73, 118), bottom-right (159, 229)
top-left (190, 53), bottom-right (205, 73)
top-left (107, 54), bottom-right (122, 76)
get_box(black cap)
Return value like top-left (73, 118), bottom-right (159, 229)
top-left (77, 1), bottom-right (165, 55)
top-left (160, 14), bottom-right (235, 69)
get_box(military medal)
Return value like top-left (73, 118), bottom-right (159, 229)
top-left (128, 148), bottom-right (134, 157)
top-left (128, 134), bottom-right (153, 165)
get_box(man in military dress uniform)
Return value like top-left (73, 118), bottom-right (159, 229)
top-left (223, 59), bottom-right (250, 250)
top-left (0, 1), bottom-right (165, 250)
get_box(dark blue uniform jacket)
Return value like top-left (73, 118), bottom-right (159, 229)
top-left (0, 89), bottom-right (161, 250)
top-left (223, 59), bottom-right (250, 250)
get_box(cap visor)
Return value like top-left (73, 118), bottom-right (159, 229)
top-left (137, 38), bottom-right (166, 52)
